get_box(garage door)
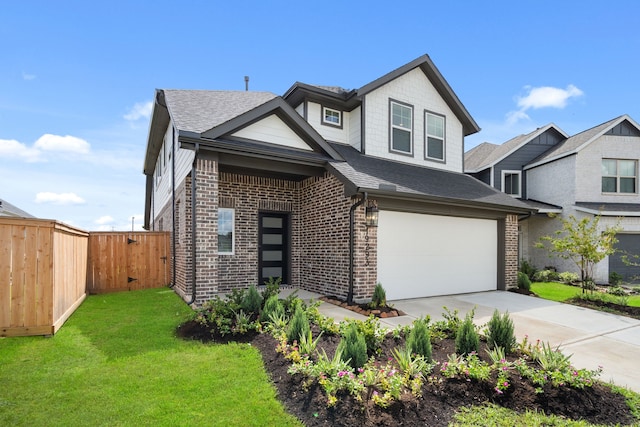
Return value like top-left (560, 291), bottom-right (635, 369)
top-left (610, 234), bottom-right (640, 284)
top-left (377, 211), bottom-right (497, 300)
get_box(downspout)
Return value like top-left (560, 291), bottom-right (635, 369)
top-left (347, 192), bottom-right (367, 304)
top-left (169, 128), bottom-right (176, 289)
top-left (186, 143), bottom-right (200, 305)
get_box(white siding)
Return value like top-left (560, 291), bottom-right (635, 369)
top-left (231, 114), bottom-right (313, 151)
top-left (295, 102), bottom-right (304, 117)
top-left (304, 101), bottom-right (348, 144)
top-left (377, 210), bottom-right (497, 300)
top-left (526, 156), bottom-right (576, 207)
top-left (349, 106), bottom-right (361, 151)
top-left (362, 68), bottom-right (464, 172)
top-left (576, 134), bottom-right (640, 203)
top-left (152, 124), bottom-right (174, 219)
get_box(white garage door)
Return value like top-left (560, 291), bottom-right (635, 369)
top-left (377, 210), bottom-right (497, 300)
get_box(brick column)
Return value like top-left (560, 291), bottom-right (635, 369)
top-left (194, 157), bottom-right (219, 304)
top-left (352, 202), bottom-right (378, 303)
top-left (504, 214), bottom-right (519, 288)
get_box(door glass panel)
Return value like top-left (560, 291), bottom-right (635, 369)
top-left (262, 267), bottom-right (282, 278)
top-left (263, 250), bottom-right (282, 261)
top-left (262, 217), bottom-right (283, 228)
top-left (262, 233), bottom-right (282, 245)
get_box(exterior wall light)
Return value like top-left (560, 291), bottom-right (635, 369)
top-left (365, 205), bottom-right (379, 227)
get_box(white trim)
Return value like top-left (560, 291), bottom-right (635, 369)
top-left (425, 111), bottom-right (446, 162)
top-left (321, 106), bottom-right (341, 127)
top-left (574, 206), bottom-right (640, 217)
top-left (390, 100), bottom-right (413, 155)
top-left (501, 170), bottom-right (521, 198)
top-left (218, 207), bottom-right (235, 255)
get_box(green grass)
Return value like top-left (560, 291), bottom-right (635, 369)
top-left (453, 404), bottom-right (600, 426)
top-left (532, 281), bottom-right (640, 307)
top-left (0, 288), bottom-right (300, 427)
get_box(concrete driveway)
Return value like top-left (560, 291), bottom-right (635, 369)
top-left (313, 290), bottom-right (640, 393)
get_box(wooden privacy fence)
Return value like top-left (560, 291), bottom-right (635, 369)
top-left (1, 218), bottom-right (88, 337)
top-left (86, 232), bottom-right (171, 294)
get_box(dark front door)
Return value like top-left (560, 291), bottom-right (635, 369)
top-left (258, 212), bottom-right (289, 285)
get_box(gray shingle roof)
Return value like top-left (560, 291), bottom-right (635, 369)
top-left (0, 198), bottom-right (35, 218)
top-left (163, 90), bottom-right (277, 133)
top-left (328, 143), bottom-right (531, 212)
top-left (575, 202), bottom-right (640, 214)
top-left (526, 115), bottom-right (629, 169)
top-left (465, 124), bottom-right (566, 172)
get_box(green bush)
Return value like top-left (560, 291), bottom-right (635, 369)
top-left (338, 323), bottom-right (368, 370)
top-left (370, 283), bottom-right (387, 308)
top-left (406, 318), bottom-right (432, 361)
top-left (261, 276), bottom-right (282, 302)
top-left (609, 271), bottom-right (623, 287)
top-left (241, 284), bottom-right (263, 315)
top-left (517, 271), bottom-right (531, 291)
top-left (519, 259), bottom-right (537, 280)
top-left (533, 269), bottom-right (559, 282)
top-left (260, 294), bottom-right (284, 323)
top-left (558, 271), bottom-right (579, 284)
top-left (286, 304), bottom-right (310, 344)
top-left (455, 314), bottom-right (479, 355)
top-left (486, 310), bottom-right (516, 354)
top-left (608, 285), bottom-right (627, 297)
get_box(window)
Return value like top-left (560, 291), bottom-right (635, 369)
top-left (602, 159), bottom-right (637, 193)
top-left (390, 100), bottom-right (413, 154)
top-left (425, 112), bottom-right (445, 161)
top-left (218, 208), bottom-right (235, 255)
top-left (322, 106), bottom-right (342, 127)
top-left (502, 170), bottom-right (521, 197)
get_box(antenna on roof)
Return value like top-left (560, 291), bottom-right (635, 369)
top-left (244, 76), bottom-right (249, 91)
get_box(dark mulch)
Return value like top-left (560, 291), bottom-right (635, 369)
top-left (320, 296), bottom-right (405, 318)
top-left (566, 297), bottom-right (640, 319)
top-left (177, 320), bottom-right (635, 426)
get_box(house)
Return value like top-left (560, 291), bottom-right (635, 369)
top-left (0, 198), bottom-right (35, 218)
top-left (143, 55), bottom-right (531, 305)
top-left (465, 115), bottom-right (640, 283)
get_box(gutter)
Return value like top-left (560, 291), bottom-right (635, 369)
top-left (170, 128), bottom-right (176, 289)
top-left (347, 192), bottom-right (367, 304)
top-left (186, 143), bottom-right (200, 305)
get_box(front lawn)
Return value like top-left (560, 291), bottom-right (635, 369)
top-left (532, 281), bottom-right (640, 307)
top-left (0, 288), bottom-right (300, 427)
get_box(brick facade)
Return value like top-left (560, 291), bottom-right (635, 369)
top-left (505, 213), bottom-right (519, 288)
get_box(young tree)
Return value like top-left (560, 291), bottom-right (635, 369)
top-left (536, 215), bottom-right (620, 292)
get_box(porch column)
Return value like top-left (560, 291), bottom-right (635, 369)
top-left (194, 157), bottom-right (219, 304)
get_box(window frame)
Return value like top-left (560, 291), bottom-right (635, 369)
top-left (217, 208), bottom-right (235, 255)
top-left (501, 170), bottom-right (522, 198)
top-left (424, 110), bottom-right (446, 162)
top-left (389, 99), bottom-right (414, 156)
top-left (321, 106), bottom-right (342, 128)
top-left (602, 158), bottom-right (638, 194)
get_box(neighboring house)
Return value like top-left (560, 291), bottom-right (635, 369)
top-left (0, 198), bottom-right (36, 218)
top-left (465, 115), bottom-right (640, 283)
top-left (143, 55), bottom-right (531, 305)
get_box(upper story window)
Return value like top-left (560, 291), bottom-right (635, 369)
top-left (425, 112), bottom-right (445, 161)
top-left (602, 159), bottom-right (637, 193)
top-left (390, 100), bottom-right (413, 155)
top-left (218, 208), bottom-right (235, 255)
top-left (502, 170), bottom-right (522, 198)
top-left (322, 106), bottom-right (342, 128)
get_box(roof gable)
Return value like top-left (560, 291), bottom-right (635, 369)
top-left (465, 124), bottom-right (568, 173)
top-left (230, 114), bottom-right (314, 151)
top-left (525, 115), bottom-right (640, 169)
top-left (357, 55), bottom-right (480, 136)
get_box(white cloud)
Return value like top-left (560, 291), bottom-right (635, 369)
top-left (34, 134), bottom-right (90, 154)
top-left (35, 192), bottom-right (85, 205)
top-left (124, 101), bottom-right (153, 121)
top-left (517, 84), bottom-right (584, 110)
top-left (0, 138), bottom-right (42, 162)
top-left (95, 215), bottom-right (115, 225)
top-left (22, 72), bottom-right (36, 81)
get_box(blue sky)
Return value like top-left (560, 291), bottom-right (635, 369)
top-left (1, 1), bottom-right (639, 230)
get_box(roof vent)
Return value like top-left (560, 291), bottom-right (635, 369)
top-left (244, 76), bottom-right (249, 91)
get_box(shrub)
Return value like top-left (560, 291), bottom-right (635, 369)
top-left (286, 304), bottom-right (310, 344)
top-left (260, 294), bottom-right (284, 323)
top-left (517, 271), bottom-right (531, 291)
top-left (261, 276), bottom-right (282, 303)
top-left (370, 283), bottom-right (387, 308)
top-left (340, 316), bottom-right (386, 355)
top-left (338, 323), bottom-right (368, 370)
top-left (558, 271), bottom-right (579, 284)
top-left (486, 310), bottom-right (516, 354)
top-left (609, 271), bottom-right (623, 287)
top-left (519, 259), bottom-right (537, 280)
top-left (608, 285), bottom-right (627, 297)
top-left (241, 284), bottom-right (262, 315)
top-left (533, 269), bottom-right (559, 282)
top-left (406, 318), bottom-right (432, 361)
top-left (455, 313), bottom-right (479, 355)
